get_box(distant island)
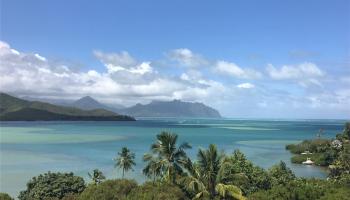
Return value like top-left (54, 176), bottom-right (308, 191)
top-left (0, 93), bottom-right (135, 121)
top-left (22, 95), bottom-right (222, 118)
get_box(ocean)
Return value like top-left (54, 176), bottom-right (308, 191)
top-left (0, 118), bottom-right (346, 197)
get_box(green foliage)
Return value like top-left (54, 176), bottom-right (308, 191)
top-left (343, 122), bottom-right (350, 139)
top-left (88, 169), bottom-right (106, 184)
top-left (286, 139), bottom-right (331, 154)
top-left (319, 187), bottom-right (350, 200)
top-left (329, 143), bottom-right (350, 178)
top-left (60, 193), bottom-right (79, 200)
top-left (286, 123), bottom-right (350, 168)
top-left (114, 147), bottom-right (136, 178)
top-left (0, 193), bottom-right (14, 200)
top-left (180, 145), bottom-right (245, 200)
top-left (78, 179), bottom-right (137, 200)
top-left (142, 153), bottom-right (163, 182)
top-left (268, 161), bottom-right (296, 186)
top-left (219, 150), bottom-right (271, 195)
top-left (248, 179), bottom-right (350, 200)
top-left (127, 181), bottom-right (189, 200)
top-left (290, 151), bottom-right (337, 166)
top-left (144, 131), bottom-right (191, 183)
top-left (18, 172), bottom-right (85, 200)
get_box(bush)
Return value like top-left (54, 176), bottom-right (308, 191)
top-left (319, 187), bottom-right (350, 200)
top-left (268, 161), bottom-right (295, 186)
top-left (248, 178), bottom-right (350, 200)
top-left (219, 150), bottom-right (272, 195)
top-left (78, 179), bottom-right (137, 200)
top-left (127, 181), bottom-right (189, 200)
top-left (249, 179), bottom-right (330, 200)
top-left (18, 172), bottom-right (85, 200)
top-left (0, 193), bottom-right (14, 200)
top-left (61, 193), bottom-right (79, 200)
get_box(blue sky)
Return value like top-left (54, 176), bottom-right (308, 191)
top-left (0, 0), bottom-right (349, 119)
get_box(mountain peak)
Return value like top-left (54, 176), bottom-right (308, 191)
top-left (120, 99), bottom-right (221, 118)
top-left (77, 96), bottom-right (98, 102)
top-left (71, 96), bottom-right (105, 110)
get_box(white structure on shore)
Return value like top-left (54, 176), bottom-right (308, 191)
top-left (302, 158), bottom-right (314, 165)
top-left (301, 151), bottom-right (312, 155)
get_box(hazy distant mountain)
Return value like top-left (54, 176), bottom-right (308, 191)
top-left (119, 100), bottom-right (221, 118)
top-left (71, 96), bottom-right (108, 110)
top-left (0, 93), bottom-right (135, 121)
top-left (21, 96), bottom-right (72, 106)
top-left (22, 95), bottom-right (124, 111)
top-left (14, 95), bottom-right (222, 118)
top-left (70, 96), bottom-right (125, 111)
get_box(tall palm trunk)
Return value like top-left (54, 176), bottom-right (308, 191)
top-left (208, 179), bottom-right (216, 199)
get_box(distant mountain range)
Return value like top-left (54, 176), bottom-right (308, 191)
top-left (10, 94), bottom-right (222, 118)
top-left (21, 96), bottom-right (124, 110)
top-left (0, 93), bottom-right (135, 121)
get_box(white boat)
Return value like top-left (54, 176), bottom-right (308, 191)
top-left (301, 151), bottom-right (312, 155)
top-left (302, 158), bottom-right (314, 165)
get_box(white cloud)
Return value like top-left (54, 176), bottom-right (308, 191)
top-left (266, 62), bottom-right (325, 87)
top-left (168, 48), bottom-right (208, 67)
top-left (237, 83), bottom-right (255, 89)
top-left (0, 41), bottom-right (219, 106)
top-left (94, 50), bottom-right (137, 68)
top-left (214, 60), bottom-right (262, 79)
top-left (0, 40), bottom-right (348, 119)
top-left (34, 53), bottom-right (47, 62)
top-left (266, 62), bottom-right (324, 80)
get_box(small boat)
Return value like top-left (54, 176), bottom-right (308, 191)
top-left (301, 151), bottom-right (312, 155)
top-left (302, 158), bottom-right (314, 165)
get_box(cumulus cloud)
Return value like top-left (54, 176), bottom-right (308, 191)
top-left (0, 41), bottom-right (221, 106)
top-left (0, 40), bottom-right (348, 118)
top-left (266, 62), bottom-right (325, 87)
top-left (266, 62), bottom-right (323, 79)
top-left (167, 48), bottom-right (208, 67)
top-left (237, 83), bottom-right (255, 89)
top-left (214, 60), bottom-right (262, 79)
top-left (93, 50), bottom-right (137, 68)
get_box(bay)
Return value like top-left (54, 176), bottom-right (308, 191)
top-left (0, 118), bottom-right (346, 197)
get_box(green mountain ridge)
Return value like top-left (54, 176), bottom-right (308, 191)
top-left (0, 93), bottom-right (135, 121)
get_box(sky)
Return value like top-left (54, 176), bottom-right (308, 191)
top-left (0, 0), bottom-right (349, 119)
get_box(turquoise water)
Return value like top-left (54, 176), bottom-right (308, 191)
top-left (0, 118), bottom-right (346, 197)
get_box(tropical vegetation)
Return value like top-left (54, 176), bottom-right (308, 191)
top-left (114, 147), bottom-right (136, 178)
top-left (286, 122), bottom-right (350, 180)
top-left (88, 169), bottom-right (106, 184)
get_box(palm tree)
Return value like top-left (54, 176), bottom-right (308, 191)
top-left (144, 131), bottom-right (191, 183)
top-left (143, 153), bottom-right (163, 183)
top-left (317, 128), bottom-right (324, 139)
top-left (88, 169), bottom-right (106, 184)
top-left (114, 147), bottom-right (136, 178)
top-left (181, 144), bottom-right (245, 200)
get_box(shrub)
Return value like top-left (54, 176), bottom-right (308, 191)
top-left (248, 179), bottom-right (325, 200)
top-left (319, 187), bottom-right (350, 200)
top-left (0, 193), bottom-right (14, 200)
top-left (18, 172), bottom-right (85, 200)
top-left (219, 150), bottom-right (271, 195)
top-left (127, 181), bottom-right (189, 200)
top-left (78, 179), bottom-right (137, 200)
top-left (268, 161), bottom-right (295, 186)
